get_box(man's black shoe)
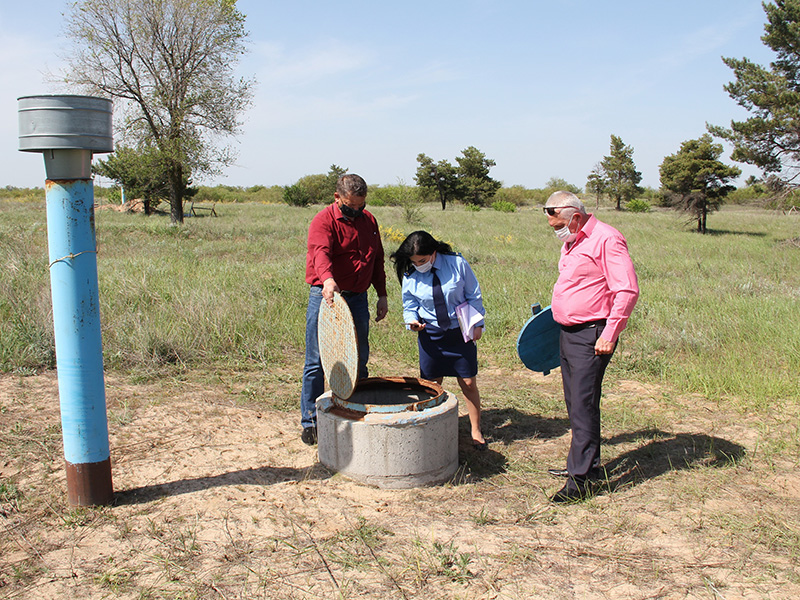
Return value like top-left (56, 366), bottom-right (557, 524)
top-left (550, 483), bottom-right (592, 503)
top-left (547, 467), bottom-right (602, 479)
top-left (301, 426), bottom-right (317, 445)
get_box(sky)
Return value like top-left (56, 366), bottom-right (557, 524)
top-left (0, 0), bottom-right (777, 190)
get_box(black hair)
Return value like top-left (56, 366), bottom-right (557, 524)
top-left (389, 230), bottom-right (453, 282)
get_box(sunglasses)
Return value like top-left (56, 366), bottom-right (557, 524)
top-left (543, 206), bottom-right (569, 216)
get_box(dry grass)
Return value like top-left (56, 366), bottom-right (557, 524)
top-left (1, 365), bottom-right (798, 600)
top-left (1, 200), bottom-right (799, 598)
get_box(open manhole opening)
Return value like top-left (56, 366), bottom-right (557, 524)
top-left (331, 377), bottom-right (445, 416)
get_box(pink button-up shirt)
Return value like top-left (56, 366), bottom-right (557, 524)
top-left (551, 215), bottom-right (639, 343)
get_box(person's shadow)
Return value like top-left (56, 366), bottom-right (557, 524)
top-left (455, 408), bottom-right (572, 481)
top-left (594, 428), bottom-right (746, 495)
top-left (455, 414), bottom-right (745, 491)
top-left (482, 407), bottom-right (572, 443)
top-left (116, 407), bottom-right (564, 500)
top-left (114, 427), bottom-right (744, 501)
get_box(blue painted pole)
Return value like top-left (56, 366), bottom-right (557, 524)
top-left (18, 95), bottom-right (115, 506)
top-left (45, 177), bottom-right (113, 505)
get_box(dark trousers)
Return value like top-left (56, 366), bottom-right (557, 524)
top-left (559, 322), bottom-right (615, 490)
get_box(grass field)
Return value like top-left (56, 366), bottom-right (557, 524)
top-left (1, 197), bottom-right (799, 599)
top-left (2, 198), bottom-right (798, 407)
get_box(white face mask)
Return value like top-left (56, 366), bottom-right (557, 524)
top-left (414, 259), bottom-right (433, 273)
top-left (554, 214), bottom-right (577, 243)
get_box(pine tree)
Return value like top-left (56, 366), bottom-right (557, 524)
top-left (660, 134), bottom-right (741, 233)
top-left (709, 0), bottom-right (800, 191)
top-left (599, 135), bottom-right (642, 210)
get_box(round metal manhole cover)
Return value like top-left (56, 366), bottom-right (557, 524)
top-left (318, 291), bottom-right (359, 400)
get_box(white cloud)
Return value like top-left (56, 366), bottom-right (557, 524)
top-left (249, 39), bottom-right (374, 87)
top-left (240, 39), bottom-right (455, 132)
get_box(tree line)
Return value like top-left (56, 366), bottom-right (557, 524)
top-left (61, 0), bottom-right (800, 233)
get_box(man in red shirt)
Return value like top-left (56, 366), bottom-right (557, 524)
top-left (543, 191), bottom-right (639, 502)
top-left (300, 174), bottom-right (389, 444)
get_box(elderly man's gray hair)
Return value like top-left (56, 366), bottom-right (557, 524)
top-left (545, 190), bottom-right (585, 211)
top-left (544, 191), bottom-right (586, 219)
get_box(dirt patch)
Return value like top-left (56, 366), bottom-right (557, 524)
top-left (1, 370), bottom-right (798, 599)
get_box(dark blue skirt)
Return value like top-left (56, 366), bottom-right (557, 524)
top-left (418, 326), bottom-right (478, 379)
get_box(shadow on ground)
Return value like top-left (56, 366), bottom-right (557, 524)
top-left (455, 416), bottom-right (746, 490)
top-left (596, 428), bottom-right (747, 495)
top-left (481, 407), bottom-right (571, 444)
top-left (705, 229), bottom-right (767, 237)
top-left (115, 427), bottom-right (745, 503)
top-left (455, 408), bottom-right (571, 482)
top-left (115, 463), bottom-right (331, 505)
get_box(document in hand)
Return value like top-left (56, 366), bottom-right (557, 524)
top-left (455, 301), bottom-right (483, 343)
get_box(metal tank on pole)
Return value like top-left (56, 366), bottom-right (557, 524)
top-left (18, 95), bottom-right (114, 506)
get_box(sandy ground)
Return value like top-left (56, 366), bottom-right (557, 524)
top-left (1, 369), bottom-right (799, 599)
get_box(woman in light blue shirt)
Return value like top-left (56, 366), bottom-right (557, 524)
top-left (390, 231), bottom-right (488, 450)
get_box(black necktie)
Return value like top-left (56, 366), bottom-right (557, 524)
top-left (431, 268), bottom-right (451, 329)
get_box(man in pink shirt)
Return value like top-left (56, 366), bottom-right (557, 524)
top-left (543, 191), bottom-right (639, 502)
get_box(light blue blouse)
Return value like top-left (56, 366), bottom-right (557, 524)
top-left (401, 252), bottom-right (486, 332)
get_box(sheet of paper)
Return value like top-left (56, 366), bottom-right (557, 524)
top-left (455, 301), bottom-right (483, 342)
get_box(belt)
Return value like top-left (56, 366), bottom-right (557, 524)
top-left (311, 285), bottom-right (363, 298)
top-left (561, 319), bottom-right (606, 333)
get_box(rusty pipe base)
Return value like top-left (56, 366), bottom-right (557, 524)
top-left (65, 458), bottom-right (114, 506)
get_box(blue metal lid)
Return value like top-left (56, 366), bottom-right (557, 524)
top-left (516, 304), bottom-right (561, 375)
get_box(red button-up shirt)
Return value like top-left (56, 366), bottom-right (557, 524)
top-left (305, 202), bottom-right (387, 297)
top-left (551, 215), bottom-right (639, 343)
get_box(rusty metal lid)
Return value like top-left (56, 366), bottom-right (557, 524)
top-left (318, 291), bottom-right (359, 400)
top-left (331, 377), bottom-right (446, 414)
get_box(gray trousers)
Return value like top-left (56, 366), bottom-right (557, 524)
top-left (559, 322), bottom-right (615, 490)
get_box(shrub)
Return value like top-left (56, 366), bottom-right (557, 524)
top-left (639, 186), bottom-right (661, 201)
top-left (545, 177), bottom-right (583, 195)
top-left (248, 185), bottom-right (284, 204)
top-left (194, 186), bottom-right (227, 203)
top-left (493, 185), bottom-right (533, 207)
top-left (726, 184), bottom-right (771, 205)
top-left (368, 186), bottom-right (394, 206)
top-left (491, 200), bottom-right (516, 213)
top-left (283, 183), bottom-right (311, 207)
top-left (0, 186), bottom-right (44, 202)
top-left (96, 185), bottom-right (122, 204)
top-left (626, 198), bottom-right (651, 213)
top-left (294, 173), bottom-right (329, 204)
